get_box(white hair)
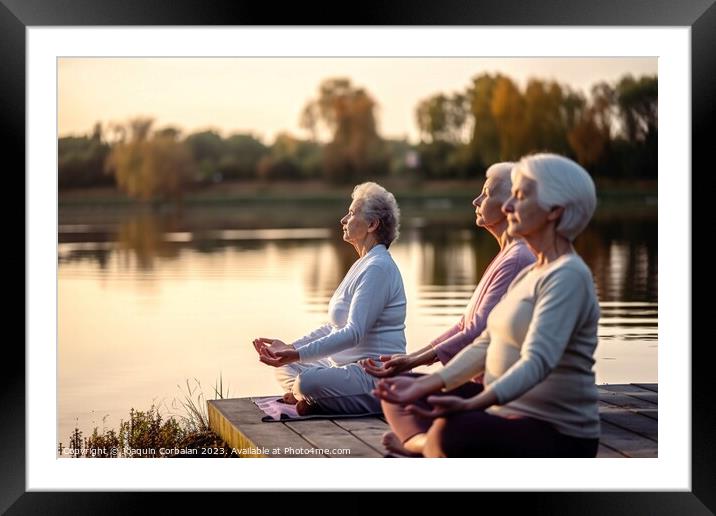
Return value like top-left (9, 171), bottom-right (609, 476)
top-left (513, 154), bottom-right (597, 241)
top-left (485, 162), bottom-right (515, 198)
top-left (351, 182), bottom-right (400, 247)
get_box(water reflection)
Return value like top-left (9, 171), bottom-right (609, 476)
top-left (116, 212), bottom-right (182, 270)
top-left (576, 217), bottom-right (657, 302)
top-left (58, 209), bottom-right (658, 316)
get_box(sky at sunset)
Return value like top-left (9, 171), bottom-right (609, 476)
top-left (59, 57), bottom-right (657, 144)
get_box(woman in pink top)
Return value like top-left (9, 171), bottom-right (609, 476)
top-left (374, 154), bottom-right (601, 458)
top-left (361, 162), bottom-right (534, 374)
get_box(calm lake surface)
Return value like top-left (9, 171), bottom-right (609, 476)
top-left (58, 198), bottom-right (657, 444)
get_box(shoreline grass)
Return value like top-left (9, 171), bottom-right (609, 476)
top-left (58, 376), bottom-right (238, 458)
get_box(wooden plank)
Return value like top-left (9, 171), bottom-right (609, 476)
top-left (635, 409), bottom-right (658, 421)
top-left (623, 392), bottom-right (658, 405)
top-left (208, 399), bottom-right (324, 458)
top-left (598, 384), bottom-right (656, 395)
top-left (599, 420), bottom-right (657, 458)
top-left (599, 408), bottom-right (658, 440)
top-left (598, 401), bottom-right (658, 421)
top-left (332, 417), bottom-right (388, 432)
top-left (333, 417), bottom-right (390, 454)
top-left (598, 391), bottom-right (657, 409)
top-left (632, 383), bottom-right (658, 392)
top-left (597, 443), bottom-right (627, 458)
top-left (209, 390), bottom-right (658, 459)
top-left (285, 420), bottom-right (383, 458)
top-left (598, 384), bottom-right (658, 405)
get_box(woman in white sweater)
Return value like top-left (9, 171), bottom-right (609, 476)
top-left (253, 182), bottom-right (407, 415)
top-left (374, 154), bottom-right (601, 457)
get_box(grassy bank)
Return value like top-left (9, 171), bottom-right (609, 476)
top-left (58, 378), bottom-right (238, 459)
top-left (58, 179), bottom-right (656, 230)
top-left (58, 178), bottom-right (657, 207)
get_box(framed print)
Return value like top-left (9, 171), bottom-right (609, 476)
top-left (4, 0), bottom-right (712, 512)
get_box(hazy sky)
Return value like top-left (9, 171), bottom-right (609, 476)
top-left (59, 57), bottom-right (657, 144)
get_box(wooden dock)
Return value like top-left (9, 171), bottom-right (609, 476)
top-left (207, 383), bottom-right (657, 458)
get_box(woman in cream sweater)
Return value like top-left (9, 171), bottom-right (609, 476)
top-left (374, 154), bottom-right (601, 458)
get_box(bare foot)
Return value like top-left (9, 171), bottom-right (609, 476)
top-left (296, 400), bottom-right (323, 416)
top-left (382, 432), bottom-right (422, 457)
top-left (282, 392), bottom-right (298, 405)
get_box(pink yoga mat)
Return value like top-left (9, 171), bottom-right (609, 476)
top-left (251, 396), bottom-right (382, 422)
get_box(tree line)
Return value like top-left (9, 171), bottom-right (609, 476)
top-left (58, 74), bottom-right (657, 201)
top-left (415, 73), bottom-right (656, 180)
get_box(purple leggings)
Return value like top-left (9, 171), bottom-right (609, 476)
top-left (381, 374), bottom-right (598, 458)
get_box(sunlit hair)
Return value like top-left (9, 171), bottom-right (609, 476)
top-left (485, 162), bottom-right (515, 198)
top-left (512, 153), bottom-right (597, 241)
top-left (351, 182), bottom-right (400, 248)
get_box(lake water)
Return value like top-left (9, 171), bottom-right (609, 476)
top-left (57, 199), bottom-right (657, 445)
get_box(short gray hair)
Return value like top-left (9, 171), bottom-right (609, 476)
top-left (351, 182), bottom-right (400, 248)
top-left (485, 162), bottom-right (515, 198)
top-left (513, 153), bottom-right (597, 241)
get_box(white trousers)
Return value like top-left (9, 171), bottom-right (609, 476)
top-left (275, 359), bottom-right (381, 414)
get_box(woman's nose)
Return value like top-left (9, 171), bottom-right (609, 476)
top-left (472, 194), bottom-right (482, 207)
top-left (501, 198), bottom-right (514, 214)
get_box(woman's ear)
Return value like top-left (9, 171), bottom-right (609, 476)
top-left (368, 219), bottom-right (380, 233)
top-left (548, 206), bottom-right (564, 222)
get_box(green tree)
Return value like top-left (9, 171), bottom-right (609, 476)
top-left (219, 133), bottom-right (269, 181)
top-left (416, 140), bottom-right (467, 179)
top-left (416, 93), bottom-right (469, 144)
top-left (185, 130), bottom-right (225, 182)
top-left (614, 75), bottom-right (658, 179)
top-left (384, 138), bottom-right (414, 178)
top-left (257, 133), bottom-right (323, 181)
top-left (58, 122), bottom-right (112, 188)
top-left (414, 93), bottom-right (472, 179)
top-left (616, 75), bottom-right (658, 143)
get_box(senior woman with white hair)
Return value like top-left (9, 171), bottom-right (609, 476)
top-left (375, 153), bottom-right (601, 457)
top-left (253, 182), bottom-right (407, 416)
top-left (360, 162), bottom-right (534, 376)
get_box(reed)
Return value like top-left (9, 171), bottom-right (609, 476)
top-left (58, 374), bottom-right (237, 458)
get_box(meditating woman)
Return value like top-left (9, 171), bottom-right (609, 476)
top-left (360, 162), bottom-right (534, 378)
top-left (375, 153), bottom-right (601, 457)
top-left (253, 182), bottom-right (406, 416)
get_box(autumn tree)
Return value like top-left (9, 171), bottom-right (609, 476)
top-left (466, 73), bottom-right (501, 168)
top-left (568, 83), bottom-right (613, 168)
top-left (417, 72), bottom-right (656, 180)
top-left (301, 78), bottom-right (388, 183)
top-left (523, 79), bottom-right (572, 156)
top-left (105, 118), bottom-right (196, 203)
top-left (490, 76), bottom-right (527, 161)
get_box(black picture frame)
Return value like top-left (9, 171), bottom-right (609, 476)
top-left (4, 0), bottom-right (710, 513)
